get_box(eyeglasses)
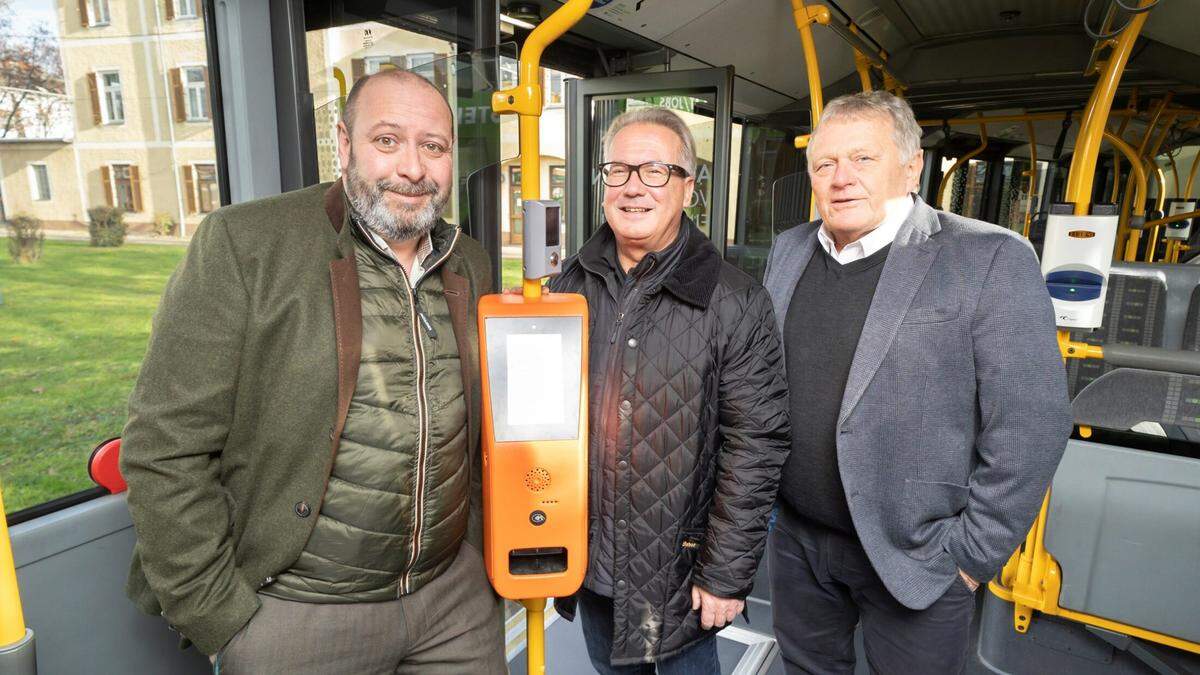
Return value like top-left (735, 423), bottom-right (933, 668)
top-left (598, 161), bottom-right (690, 188)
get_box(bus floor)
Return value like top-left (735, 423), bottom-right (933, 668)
top-left (506, 560), bottom-right (995, 674)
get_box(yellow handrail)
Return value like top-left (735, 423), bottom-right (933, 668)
top-left (1064, 0), bottom-right (1154, 214)
top-left (936, 118), bottom-right (988, 209)
top-left (791, 0), bottom-right (831, 220)
top-left (1103, 131), bottom-right (1147, 260)
top-left (493, 0), bottom-right (592, 301)
top-left (0, 485), bottom-right (27, 648)
top-left (1186, 148), bottom-right (1200, 196)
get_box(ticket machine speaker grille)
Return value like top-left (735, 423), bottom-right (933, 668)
top-left (524, 467), bottom-right (551, 492)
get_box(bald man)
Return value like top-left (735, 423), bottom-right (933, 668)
top-left (122, 69), bottom-right (505, 673)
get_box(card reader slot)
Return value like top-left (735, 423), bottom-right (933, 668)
top-left (509, 547), bottom-right (568, 575)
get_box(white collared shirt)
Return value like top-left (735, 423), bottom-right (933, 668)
top-left (817, 195), bottom-right (915, 265)
top-left (362, 227), bottom-right (434, 287)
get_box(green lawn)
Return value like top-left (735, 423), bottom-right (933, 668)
top-left (0, 240), bottom-right (526, 515)
top-left (0, 239), bottom-right (187, 514)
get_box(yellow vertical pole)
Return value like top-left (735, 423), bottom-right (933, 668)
top-left (848, 24), bottom-right (873, 92)
top-left (1103, 131), bottom-right (1148, 261)
top-left (491, 6), bottom-right (592, 672)
top-left (791, 0), bottom-right (831, 220)
top-left (1063, 0), bottom-right (1155, 214)
top-left (522, 598), bottom-right (546, 675)
top-left (0, 486), bottom-right (27, 647)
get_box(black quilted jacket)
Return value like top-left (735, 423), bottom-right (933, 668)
top-left (550, 218), bottom-right (790, 665)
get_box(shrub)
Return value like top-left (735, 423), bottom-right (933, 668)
top-left (88, 206), bottom-right (126, 247)
top-left (7, 214), bottom-right (45, 263)
top-left (152, 212), bottom-right (177, 237)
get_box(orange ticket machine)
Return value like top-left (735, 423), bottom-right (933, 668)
top-left (478, 205), bottom-right (589, 601)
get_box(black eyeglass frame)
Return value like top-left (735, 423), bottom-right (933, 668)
top-left (596, 161), bottom-right (692, 188)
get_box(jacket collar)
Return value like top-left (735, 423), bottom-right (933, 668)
top-left (576, 212), bottom-right (721, 308)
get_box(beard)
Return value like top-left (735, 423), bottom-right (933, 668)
top-left (344, 157), bottom-right (449, 243)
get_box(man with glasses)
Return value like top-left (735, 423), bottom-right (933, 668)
top-left (548, 107), bottom-right (790, 673)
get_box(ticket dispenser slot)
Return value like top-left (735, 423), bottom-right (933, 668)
top-left (479, 294), bottom-right (589, 600)
top-left (1041, 202), bottom-right (1119, 330)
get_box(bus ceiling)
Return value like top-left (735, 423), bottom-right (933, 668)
top-left (494, 0), bottom-right (1199, 128)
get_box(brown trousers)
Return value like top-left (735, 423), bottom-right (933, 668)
top-left (214, 542), bottom-right (506, 674)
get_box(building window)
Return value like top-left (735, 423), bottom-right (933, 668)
top-left (28, 164), bottom-right (51, 201)
top-left (82, 0), bottom-right (111, 27)
top-left (173, 0), bottom-right (197, 19)
top-left (91, 71), bottom-right (124, 124)
top-left (183, 164), bottom-right (218, 214)
top-left (183, 67), bottom-right (208, 121)
top-left (363, 56), bottom-right (391, 75)
top-left (102, 164), bottom-right (143, 212)
top-left (547, 71), bottom-right (564, 105)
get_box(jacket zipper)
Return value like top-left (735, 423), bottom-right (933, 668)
top-left (397, 228), bottom-right (461, 596)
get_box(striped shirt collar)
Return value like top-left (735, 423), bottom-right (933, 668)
top-left (351, 217), bottom-right (435, 286)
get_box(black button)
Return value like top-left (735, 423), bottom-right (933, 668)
top-left (530, 510), bottom-right (547, 526)
top-left (617, 519), bottom-right (627, 528)
top-left (294, 501), bottom-right (311, 518)
top-left (617, 460), bottom-right (628, 470)
top-left (620, 400), bottom-right (632, 413)
top-left (627, 338), bottom-right (638, 348)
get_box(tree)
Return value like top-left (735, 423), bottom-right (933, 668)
top-left (0, 0), bottom-right (65, 139)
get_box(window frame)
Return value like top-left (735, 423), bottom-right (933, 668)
top-left (193, 162), bottom-right (218, 213)
top-left (87, 0), bottom-right (111, 27)
top-left (27, 163), bottom-right (51, 201)
top-left (181, 64), bottom-right (209, 121)
top-left (174, 0), bottom-right (198, 20)
top-left (106, 162), bottom-right (142, 212)
top-left (96, 69), bottom-right (125, 124)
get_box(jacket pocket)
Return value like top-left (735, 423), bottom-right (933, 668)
top-left (905, 479), bottom-right (970, 520)
top-left (900, 302), bottom-right (960, 325)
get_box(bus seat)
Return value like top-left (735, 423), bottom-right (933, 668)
top-left (1072, 369), bottom-right (1200, 433)
top-left (1066, 274), bottom-right (1166, 398)
top-left (1183, 286), bottom-right (1200, 352)
top-left (1044, 438), bottom-right (1200, 645)
top-left (88, 437), bottom-right (126, 494)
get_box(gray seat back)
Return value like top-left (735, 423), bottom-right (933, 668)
top-left (1045, 439), bottom-right (1200, 644)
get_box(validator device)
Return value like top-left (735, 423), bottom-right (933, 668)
top-left (478, 201), bottom-right (588, 598)
top-left (1165, 198), bottom-right (1197, 241)
top-left (1041, 202), bottom-right (1119, 330)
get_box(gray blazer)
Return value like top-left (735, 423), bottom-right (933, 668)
top-left (764, 196), bottom-right (1072, 610)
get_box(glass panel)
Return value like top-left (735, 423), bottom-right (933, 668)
top-left (726, 124), bottom-right (805, 281)
top-left (587, 93), bottom-right (717, 237)
top-left (0, 0), bottom-right (222, 514)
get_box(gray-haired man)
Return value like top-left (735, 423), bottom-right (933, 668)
top-left (763, 91), bottom-right (1071, 673)
top-left (550, 107), bottom-right (790, 673)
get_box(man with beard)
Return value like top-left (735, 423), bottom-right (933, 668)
top-left (120, 69), bottom-right (505, 673)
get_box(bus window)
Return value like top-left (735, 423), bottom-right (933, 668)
top-left (0, 0), bottom-right (224, 516)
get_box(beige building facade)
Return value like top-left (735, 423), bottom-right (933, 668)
top-left (0, 0), bottom-right (218, 236)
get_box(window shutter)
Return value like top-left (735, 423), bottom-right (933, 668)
top-left (101, 165), bottom-right (113, 206)
top-left (78, 0), bottom-right (91, 27)
top-left (183, 165), bottom-right (196, 214)
top-left (164, 0), bottom-right (175, 21)
top-left (169, 68), bottom-right (185, 122)
top-left (130, 165), bottom-right (143, 212)
top-left (351, 58), bottom-right (365, 82)
top-left (87, 73), bottom-right (102, 125)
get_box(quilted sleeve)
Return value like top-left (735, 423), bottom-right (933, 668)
top-left (691, 284), bottom-right (791, 598)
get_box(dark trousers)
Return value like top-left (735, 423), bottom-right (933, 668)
top-left (214, 542), bottom-right (506, 675)
top-left (768, 508), bottom-right (976, 675)
top-left (577, 587), bottom-right (719, 674)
